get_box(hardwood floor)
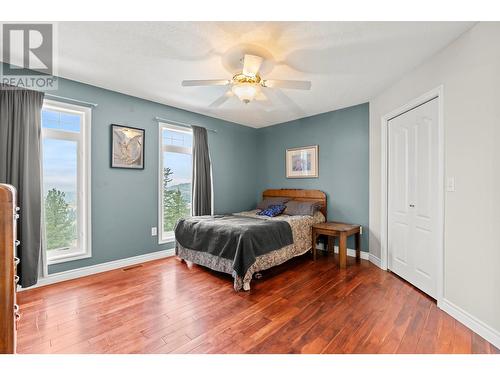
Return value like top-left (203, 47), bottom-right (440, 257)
top-left (17, 253), bottom-right (499, 354)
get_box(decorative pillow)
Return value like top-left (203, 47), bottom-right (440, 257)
top-left (258, 204), bottom-right (287, 217)
top-left (284, 200), bottom-right (322, 216)
top-left (256, 197), bottom-right (291, 210)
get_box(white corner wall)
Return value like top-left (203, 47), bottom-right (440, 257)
top-left (369, 22), bottom-right (500, 346)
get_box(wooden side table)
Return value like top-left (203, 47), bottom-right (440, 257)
top-left (312, 222), bottom-right (362, 268)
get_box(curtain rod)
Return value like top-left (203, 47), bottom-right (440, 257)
top-left (44, 93), bottom-right (98, 108)
top-left (154, 116), bottom-right (217, 133)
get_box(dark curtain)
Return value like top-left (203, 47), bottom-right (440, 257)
top-left (191, 125), bottom-right (212, 216)
top-left (0, 85), bottom-right (44, 287)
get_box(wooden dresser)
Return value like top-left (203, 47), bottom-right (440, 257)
top-left (0, 183), bottom-right (20, 354)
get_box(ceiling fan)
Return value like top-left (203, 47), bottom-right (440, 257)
top-left (181, 54), bottom-right (312, 107)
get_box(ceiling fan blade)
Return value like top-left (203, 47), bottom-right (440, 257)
top-left (182, 79), bottom-right (230, 87)
top-left (255, 91), bottom-right (272, 106)
top-left (209, 91), bottom-right (233, 108)
top-left (262, 79), bottom-right (312, 90)
top-left (255, 91), bottom-right (267, 101)
top-left (242, 54), bottom-right (263, 76)
top-left (263, 88), bottom-right (304, 116)
top-left (253, 101), bottom-right (273, 112)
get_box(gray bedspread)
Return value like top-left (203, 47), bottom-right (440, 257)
top-left (174, 214), bottom-right (293, 277)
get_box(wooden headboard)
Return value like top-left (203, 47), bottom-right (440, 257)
top-left (262, 189), bottom-right (327, 218)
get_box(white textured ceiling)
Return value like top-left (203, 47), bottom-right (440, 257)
top-left (53, 22), bottom-right (473, 127)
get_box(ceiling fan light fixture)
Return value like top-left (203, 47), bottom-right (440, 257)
top-left (231, 82), bottom-right (259, 104)
top-left (181, 54), bottom-right (311, 108)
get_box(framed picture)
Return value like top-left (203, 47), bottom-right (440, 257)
top-left (286, 145), bottom-right (319, 178)
top-left (110, 124), bottom-right (145, 169)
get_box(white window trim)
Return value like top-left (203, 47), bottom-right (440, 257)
top-left (42, 99), bottom-right (92, 265)
top-left (158, 122), bottom-right (192, 244)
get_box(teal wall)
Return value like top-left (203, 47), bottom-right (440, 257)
top-left (46, 77), bottom-right (259, 273)
top-left (256, 103), bottom-right (369, 251)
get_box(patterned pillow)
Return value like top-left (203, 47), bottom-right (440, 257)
top-left (284, 200), bottom-right (322, 216)
top-left (258, 204), bottom-right (287, 217)
top-left (256, 197), bottom-right (291, 210)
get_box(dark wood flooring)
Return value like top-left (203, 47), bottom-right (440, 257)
top-left (16, 253), bottom-right (499, 354)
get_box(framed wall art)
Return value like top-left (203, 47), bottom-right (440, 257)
top-left (285, 145), bottom-right (319, 178)
top-left (110, 124), bottom-right (145, 169)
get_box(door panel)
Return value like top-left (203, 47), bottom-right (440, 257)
top-left (388, 115), bottom-right (412, 276)
top-left (414, 225), bottom-right (432, 278)
top-left (415, 118), bottom-right (432, 219)
top-left (388, 97), bottom-right (439, 298)
top-left (392, 222), bottom-right (410, 266)
top-left (394, 128), bottom-right (409, 214)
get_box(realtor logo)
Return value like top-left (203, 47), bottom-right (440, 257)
top-left (1, 23), bottom-right (57, 89)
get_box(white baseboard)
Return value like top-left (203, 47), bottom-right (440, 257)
top-left (438, 298), bottom-right (500, 350)
top-left (21, 249), bottom-right (175, 290)
top-left (368, 253), bottom-right (382, 268)
top-left (327, 245), bottom-right (369, 260)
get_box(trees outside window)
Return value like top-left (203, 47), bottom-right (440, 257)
top-left (162, 167), bottom-right (190, 233)
top-left (44, 188), bottom-right (77, 250)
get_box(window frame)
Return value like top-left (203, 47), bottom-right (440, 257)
top-left (41, 99), bottom-right (92, 265)
top-left (158, 122), bottom-right (193, 244)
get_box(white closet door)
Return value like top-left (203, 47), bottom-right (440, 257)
top-left (388, 97), bottom-right (439, 298)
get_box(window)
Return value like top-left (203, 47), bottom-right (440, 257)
top-left (41, 100), bottom-right (91, 264)
top-left (158, 123), bottom-right (193, 243)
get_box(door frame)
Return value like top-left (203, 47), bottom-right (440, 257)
top-left (380, 85), bottom-right (445, 303)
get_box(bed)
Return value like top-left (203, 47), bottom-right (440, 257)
top-left (175, 189), bottom-right (327, 291)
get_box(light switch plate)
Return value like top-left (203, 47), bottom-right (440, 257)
top-left (446, 177), bottom-right (455, 192)
top-left (151, 227), bottom-right (157, 236)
